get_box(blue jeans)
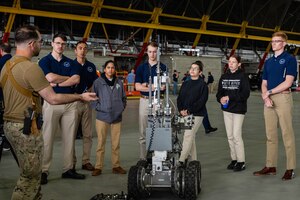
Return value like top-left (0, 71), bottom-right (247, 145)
top-left (173, 82), bottom-right (178, 95)
top-left (202, 112), bottom-right (211, 130)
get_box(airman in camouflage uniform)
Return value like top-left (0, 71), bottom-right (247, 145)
top-left (0, 25), bottom-right (97, 200)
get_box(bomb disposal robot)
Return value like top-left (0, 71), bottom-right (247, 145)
top-left (127, 46), bottom-right (201, 200)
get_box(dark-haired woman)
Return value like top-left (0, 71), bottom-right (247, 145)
top-left (177, 61), bottom-right (208, 165)
top-left (216, 55), bottom-right (250, 172)
top-left (91, 60), bottom-right (127, 176)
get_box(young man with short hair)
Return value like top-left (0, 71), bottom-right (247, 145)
top-left (253, 31), bottom-right (297, 181)
top-left (39, 33), bottom-right (85, 184)
top-left (73, 41), bottom-right (98, 171)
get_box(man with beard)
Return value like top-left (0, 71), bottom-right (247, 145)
top-left (0, 25), bottom-right (97, 200)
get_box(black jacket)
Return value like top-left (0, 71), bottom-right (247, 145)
top-left (177, 77), bottom-right (208, 116)
top-left (216, 69), bottom-right (250, 114)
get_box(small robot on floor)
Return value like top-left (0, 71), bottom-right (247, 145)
top-left (127, 47), bottom-right (201, 200)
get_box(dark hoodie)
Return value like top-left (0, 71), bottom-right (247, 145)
top-left (216, 69), bottom-right (250, 114)
top-left (177, 77), bottom-right (208, 116)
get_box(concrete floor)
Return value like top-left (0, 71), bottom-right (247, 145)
top-left (1, 91), bottom-right (300, 200)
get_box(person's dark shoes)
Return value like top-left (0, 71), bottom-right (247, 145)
top-left (205, 127), bottom-right (218, 134)
top-left (92, 169), bottom-right (102, 176)
top-left (112, 166), bottom-right (127, 174)
top-left (41, 172), bottom-right (48, 185)
top-left (61, 169), bottom-right (85, 179)
top-left (233, 162), bottom-right (245, 172)
top-left (227, 160), bottom-right (237, 170)
top-left (177, 161), bottom-right (185, 168)
top-left (253, 167), bottom-right (276, 176)
top-left (3, 142), bottom-right (10, 151)
top-left (282, 169), bottom-right (295, 181)
top-left (82, 163), bottom-right (95, 171)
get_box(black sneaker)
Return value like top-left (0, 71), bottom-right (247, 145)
top-left (233, 162), bottom-right (246, 172)
top-left (61, 169), bottom-right (85, 179)
top-left (227, 160), bottom-right (237, 170)
top-left (205, 127), bottom-right (218, 134)
top-left (41, 172), bottom-right (48, 185)
top-left (177, 161), bottom-right (184, 168)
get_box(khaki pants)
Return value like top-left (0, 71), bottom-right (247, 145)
top-left (42, 101), bottom-right (78, 173)
top-left (138, 97), bottom-right (158, 159)
top-left (4, 121), bottom-right (43, 200)
top-left (73, 101), bottom-right (93, 165)
top-left (223, 111), bottom-right (245, 162)
top-left (264, 93), bottom-right (296, 170)
top-left (94, 120), bottom-right (122, 169)
top-left (127, 83), bottom-right (134, 92)
top-left (179, 116), bottom-right (203, 162)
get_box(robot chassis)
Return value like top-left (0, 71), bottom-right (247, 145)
top-left (127, 47), bottom-right (201, 200)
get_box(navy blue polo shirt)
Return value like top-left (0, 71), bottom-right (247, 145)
top-left (0, 54), bottom-right (12, 71)
top-left (262, 51), bottom-right (297, 90)
top-left (39, 53), bottom-right (80, 94)
top-left (135, 61), bottom-right (167, 96)
top-left (74, 59), bottom-right (98, 94)
top-left (0, 54), bottom-right (12, 101)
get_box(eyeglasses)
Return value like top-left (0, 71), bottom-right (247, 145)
top-left (271, 40), bottom-right (284, 44)
top-left (53, 42), bottom-right (67, 46)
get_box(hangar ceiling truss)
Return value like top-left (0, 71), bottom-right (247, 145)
top-left (1, 0), bottom-right (300, 47)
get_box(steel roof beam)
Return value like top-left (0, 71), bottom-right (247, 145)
top-left (83, 0), bottom-right (103, 41)
top-left (2, 0), bottom-right (20, 42)
top-left (2, 5), bottom-right (300, 45)
top-left (47, 0), bottom-right (300, 37)
top-left (192, 0), bottom-right (216, 48)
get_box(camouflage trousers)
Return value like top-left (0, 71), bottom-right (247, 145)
top-left (4, 121), bottom-right (43, 200)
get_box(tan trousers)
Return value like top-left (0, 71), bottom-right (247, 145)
top-left (138, 97), bottom-right (159, 159)
top-left (42, 101), bottom-right (78, 173)
top-left (73, 101), bottom-right (93, 165)
top-left (179, 116), bottom-right (203, 162)
top-left (127, 83), bottom-right (134, 92)
top-left (223, 111), bottom-right (245, 162)
top-left (95, 120), bottom-right (122, 169)
top-left (139, 98), bottom-right (149, 159)
top-left (264, 93), bottom-right (296, 170)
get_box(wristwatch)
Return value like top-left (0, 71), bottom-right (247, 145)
top-left (268, 90), bottom-right (272, 95)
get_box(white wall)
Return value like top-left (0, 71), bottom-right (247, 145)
top-left (161, 55), bottom-right (222, 91)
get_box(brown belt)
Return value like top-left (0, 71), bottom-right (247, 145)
top-left (280, 88), bottom-right (291, 94)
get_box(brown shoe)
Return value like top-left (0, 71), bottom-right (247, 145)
top-left (92, 169), bottom-right (102, 176)
top-left (112, 166), bottom-right (127, 174)
top-left (82, 163), bottom-right (95, 171)
top-left (282, 169), bottom-right (295, 181)
top-left (253, 167), bottom-right (276, 176)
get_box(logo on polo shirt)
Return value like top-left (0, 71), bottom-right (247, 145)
top-left (87, 66), bottom-right (94, 72)
top-left (64, 62), bottom-right (71, 68)
top-left (279, 59), bottom-right (285, 65)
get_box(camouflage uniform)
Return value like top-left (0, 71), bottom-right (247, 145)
top-left (4, 121), bottom-right (43, 200)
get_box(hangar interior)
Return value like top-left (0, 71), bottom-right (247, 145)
top-left (1, 0), bottom-right (300, 200)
